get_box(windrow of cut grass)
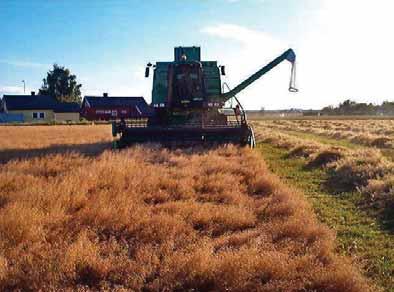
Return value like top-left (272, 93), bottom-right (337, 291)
top-left (253, 123), bottom-right (394, 221)
top-left (0, 141), bottom-right (370, 291)
top-left (257, 143), bottom-right (394, 290)
top-left (260, 119), bottom-right (394, 149)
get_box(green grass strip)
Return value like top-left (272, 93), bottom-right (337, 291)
top-left (258, 143), bottom-right (394, 291)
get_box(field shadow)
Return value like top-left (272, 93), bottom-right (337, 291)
top-left (0, 141), bottom-right (112, 164)
top-left (0, 142), bottom-right (233, 164)
top-left (358, 199), bottom-right (394, 233)
top-left (322, 174), bottom-right (394, 234)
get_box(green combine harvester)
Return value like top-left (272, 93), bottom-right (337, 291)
top-left (112, 46), bottom-right (297, 148)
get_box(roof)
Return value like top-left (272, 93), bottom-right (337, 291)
top-left (3, 94), bottom-right (80, 112)
top-left (3, 94), bottom-right (59, 111)
top-left (54, 102), bottom-right (80, 113)
top-left (84, 96), bottom-right (146, 107)
top-left (83, 96), bottom-right (154, 115)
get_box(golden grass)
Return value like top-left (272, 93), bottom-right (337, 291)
top-left (0, 125), bottom-right (112, 163)
top-left (0, 126), bottom-right (371, 291)
top-left (259, 119), bottom-right (394, 148)
top-left (253, 121), bottom-right (394, 219)
top-left (327, 149), bottom-right (393, 191)
top-left (0, 125), bottom-right (111, 150)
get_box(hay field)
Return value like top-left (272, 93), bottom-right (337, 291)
top-left (252, 120), bottom-right (394, 209)
top-left (0, 125), bottom-right (370, 291)
top-left (253, 119), bottom-right (394, 290)
top-left (262, 119), bottom-right (394, 148)
top-left (0, 125), bottom-right (112, 163)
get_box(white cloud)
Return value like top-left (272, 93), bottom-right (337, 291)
top-left (201, 24), bottom-right (282, 48)
top-left (0, 60), bottom-right (49, 69)
top-left (297, 0), bottom-right (394, 108)
top-left (0, 86), bottom-right (26, 95)
top-left (201, 0), bottom-right (394, 109)
top-left (201, 23), bottom-right (294, 109)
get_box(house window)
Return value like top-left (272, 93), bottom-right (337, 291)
top-left (32, 112), bottom-right (45, 119)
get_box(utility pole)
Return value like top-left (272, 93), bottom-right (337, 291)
top-left (21, 80), bottom-right (26, 94)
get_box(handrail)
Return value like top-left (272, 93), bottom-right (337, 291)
top-left (222, 82), bottom-right (247, 125)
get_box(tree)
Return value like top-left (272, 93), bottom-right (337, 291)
top-left (381, 101), bottom-right (394, 115)
top-left (321, 105), bottom-right (336, 115)
top-left (39, 64), bottom-right (82, 103)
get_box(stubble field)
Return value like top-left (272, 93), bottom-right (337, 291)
top-left (252, 118), bottom-right (394, 290)
top-left (0, 124), bottom-right (371, 291)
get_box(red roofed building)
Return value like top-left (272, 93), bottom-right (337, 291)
top-left (81, 93), bottom-right (154, 121)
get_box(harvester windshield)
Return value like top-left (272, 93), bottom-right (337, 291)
top-left (170, 62), bottom-right (205, 107)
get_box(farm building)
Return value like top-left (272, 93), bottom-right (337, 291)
top-left (53, 102), bottom-right (81, 122)
top-left (81, 94), bottom-right (154, 121)
top-left (2, 92), bottom-right (80, 123)
top-left (0, 112), bottom-right (24, 123)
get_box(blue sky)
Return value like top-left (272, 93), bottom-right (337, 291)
top-left (1, 0), bottom-right (393, 109)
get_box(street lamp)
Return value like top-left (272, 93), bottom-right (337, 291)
top-left (21, 80), bottom-right (26, 94)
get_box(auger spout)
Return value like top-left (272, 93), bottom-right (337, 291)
top-left (220, 48), bottom-right (297, 102)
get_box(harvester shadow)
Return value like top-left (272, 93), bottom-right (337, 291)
top-left (0, 141), bottom-right (111, 164)
top-left (0, 142), bottom-right (233, 164)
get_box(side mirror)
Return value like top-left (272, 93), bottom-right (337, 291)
top-left (145, 67), bottom-right (150, 78)
top-left (220, 66), bottom-right (226, 76)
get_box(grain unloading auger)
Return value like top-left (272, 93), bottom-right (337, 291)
top-left (112, 47), bottom-right (297, 148)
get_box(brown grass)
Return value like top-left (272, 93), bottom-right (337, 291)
top-left (362, 176), bottom-right (394, 213)
top-left (326, 149), bottom-right (393, 192)
top-left (307, 148), bottom-right (344, 168)
top-left (253, 120), bottom-right (394, 224)
top-left (0, 125), bottom-right (111, 150)
top-left (256, 119), bottom-right (394, 149)
top-left (0, 126), bottom-right (371, 291)
top-left (0, 125), bottom-right (112, 163)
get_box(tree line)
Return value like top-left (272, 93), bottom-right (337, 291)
top-left (321, 99), bottom-right (394, 116)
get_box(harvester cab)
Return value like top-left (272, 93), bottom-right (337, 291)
top-left (112, 46), bottom-right (297, 148)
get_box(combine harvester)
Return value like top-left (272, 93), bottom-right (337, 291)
top-left (112, 46), bottom-right (297, 148)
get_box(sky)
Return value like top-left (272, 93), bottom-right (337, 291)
top-left (1, 0), bottom-right (393, 110)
